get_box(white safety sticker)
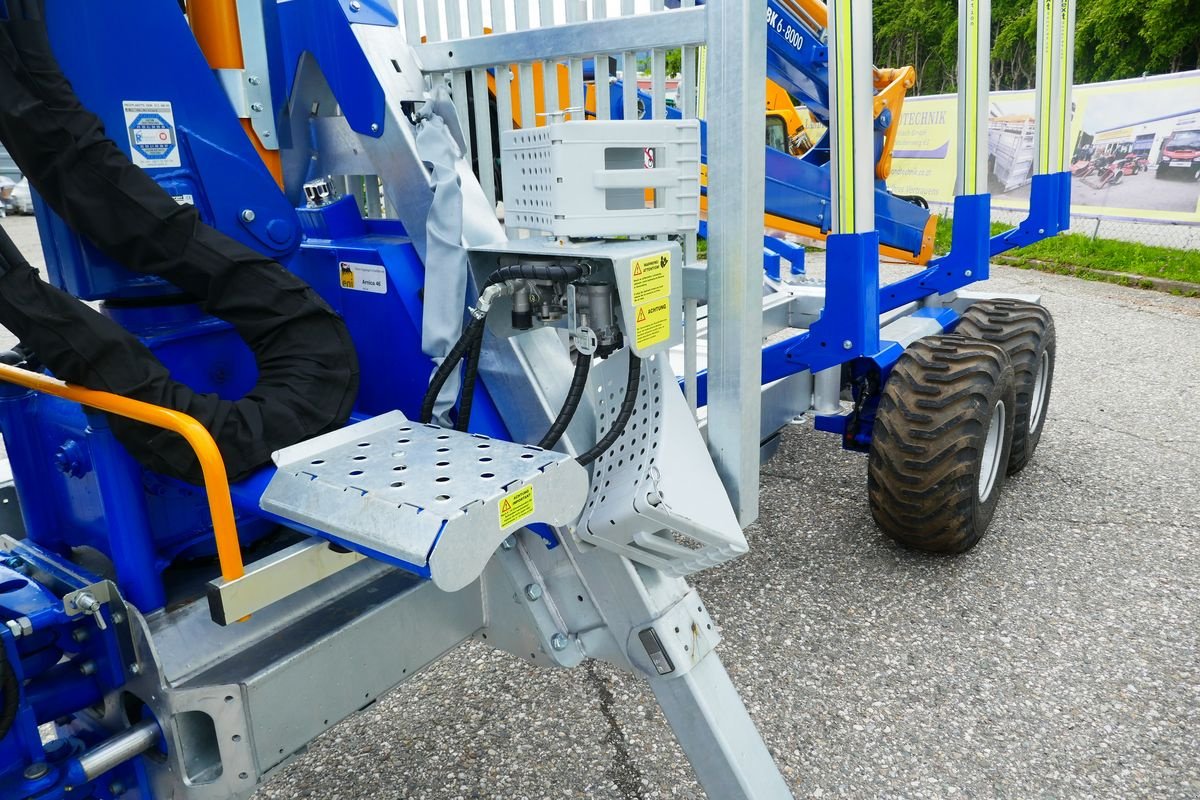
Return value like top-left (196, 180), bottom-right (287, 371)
top-left (172, 194), bottom-right (195, 206)
top-left (339, 262), bottom-right (388, 294)
top-left (123, 101), bottom-right (181, 169)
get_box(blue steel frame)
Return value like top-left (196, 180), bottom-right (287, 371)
top-left (0, 2), bottom-right (520, 796)
top-left (0, 0), bottom-right (1072, 796)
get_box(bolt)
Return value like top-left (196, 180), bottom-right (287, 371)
top-left (111, 612), bottom-right (125, 625)
top-left (23, 762), bottom-right (49, 781)
top-left (71, 628), bottom-right (90, 643)
top-left (129, 663), bottom-right (142, 676)
top-left (3, 555), bottom-right (24, 570)
top-left (964, 269), bottom-right (973, 277)
top-left (349, 0), bottom-right (361, 9)
top-left (247, 75), bottom-right (261, 86)
top-left (73, 592), bottom-right (100, 615)
top-left (842, 340), bottom-right (853, 350)
top-left (1037, 228), bottom-right (1045, 235)
top-left (5, 620), bottom-right (22, 639)
top-left (79, 660), bottom-right (97, 676)
top-left (370, 123), bottom-right (380, 132)
top-left (240, 209), bottom-right (257, 223)
top-left (250, 102), bottom-right (264, 113)
top-left (524, 583), bottom-right (543, 601)
top-left (500, 536), bottom-right (516, 551)
top-left (109, 780), bottom-right (127, 796)
top-left (550, 633), bottom-right (569, 651)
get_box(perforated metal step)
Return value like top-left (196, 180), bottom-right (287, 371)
top-left (260, 411), bottom-right (588, 591)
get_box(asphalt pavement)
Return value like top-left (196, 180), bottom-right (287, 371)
top-left (256, 256), bottom-right (1200, 799)
top-left (0, 216), bottom-right (1196, 798)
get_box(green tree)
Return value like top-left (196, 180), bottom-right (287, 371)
top-left (637, 49), bottom-right (684, 78)
top-left (874, 0), bottom-right (1199, 91)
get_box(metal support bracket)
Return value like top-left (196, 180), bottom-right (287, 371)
top-left (990, 171), bottom-right (1071, 256)
top-left (234, 0), bottom-right (280, 149)
top-left (206, 538), bottom-right (367, 626)
top-left (783, 231), bottom-right (881, 373)
top-left (880, 192), bottom-right (992, 315)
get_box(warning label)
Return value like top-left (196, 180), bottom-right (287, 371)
top-left (499, 484), bottom-right (535, 529)
top-left (635, 298), bottom-right (672, 350)
top-left (631, 251), bottom-right (671, 305)
top-left (123, 101), bottom-right (181, 169)
top-left (339, 262), bottom-right (388, 294)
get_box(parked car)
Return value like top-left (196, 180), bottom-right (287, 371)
top-left (1155, 129), bottom-right (1200, 180)
top-left (8, 178), bottom-right (33, 215)
top-left (0, 175), bottom-right (14, 216)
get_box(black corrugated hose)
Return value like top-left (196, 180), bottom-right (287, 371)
top-left (454, 332), bottom-right (484, 432)
top-left (575, 352), bottom-right (640, 467)
top-left (422, 261), bottom-right (641, 467)
top-left (420, 263), bottom-right (588, 428)
top-left (536, 353), bottom-right (592, 450)
top-left (419, 316), bottom-right (486, 425)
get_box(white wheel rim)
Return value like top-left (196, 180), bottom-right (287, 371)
top-left (1029, 349), bottom-right (1050, 431)
top-left (978, 400), bottom-right (1005, 502)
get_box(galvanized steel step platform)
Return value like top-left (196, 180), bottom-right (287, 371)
top-left (260, 411), bottom-right (589, 591)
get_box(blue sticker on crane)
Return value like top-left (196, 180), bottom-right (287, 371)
top-left (123, 101), bottom-right (182, 169)
top-left (129, 114), bottom-right (175, 160)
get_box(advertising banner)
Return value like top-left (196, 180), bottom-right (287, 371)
top-left (887, 71), bottom-right (1200, 224)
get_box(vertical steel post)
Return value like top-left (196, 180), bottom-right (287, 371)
top-left (467, 0), bottom-right (497, 207)
top-left (705, 0), bottom-right (766, 524)
top-left (514, 3), bottom-right (537, 128)
top-left (1035, 0), bottom-right (1072, 174)
top-left (538, 0), bottom-right (560, 118)
top-left (564, 0), bottom-right (586, 119)
top-left (592, 0), bottom-right (612, 121)
top-left (956, 0), bottom-right (991, 195)
top-left (444, 2), bottom-right (473, 156)
top-left (621, 0), bottom-right (639, 119)
top-left (490, 0), bottom-right (515, 135)
top-left (826, 0), bottom-right (876, 235)
top-left (681, 0), bottom-right (700, 416)
top-left (1056, 0), bottom-right (1077, 169)
top-left (815, 0), bottom-right (877, 412)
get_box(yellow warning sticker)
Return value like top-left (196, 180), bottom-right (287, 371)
top-left (499, 484), bottom-right (535, 529)
top-left (631, 252), bottom-right (671, 305)
top-left (634, 297), bottom-right (672, 350)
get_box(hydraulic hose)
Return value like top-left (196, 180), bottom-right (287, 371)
top-left (454, 331), bottom-right (484, 432)
top-left (537, 353), bottom-right (592, 451)
top-left (422, 262), bottom-right (588, 428)
top-left (420, 317), bottom-right (485, 425)
top-left (483, 262), bottom-right (587, 288)
top-left (576, 353), bottom-right (641, 467)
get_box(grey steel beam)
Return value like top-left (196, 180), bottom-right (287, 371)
top-left (650, 652), bottom-right (794, 798)
top-left (704, 0), bottom-right (767, 525)
top-left (414, 8), bottom-right (707, 72)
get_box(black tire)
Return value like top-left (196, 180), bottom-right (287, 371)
top-left (868, 335), bottom-right (1016, 553)
top-left (955, 299), bottom-right (1055, 475)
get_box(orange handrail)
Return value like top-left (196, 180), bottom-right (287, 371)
top-left (0, 363), bottom-right (244, 582)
